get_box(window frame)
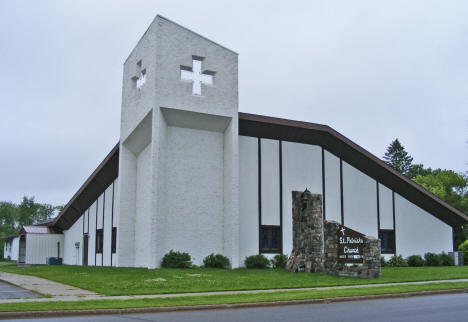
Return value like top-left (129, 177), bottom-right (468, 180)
top-left (379, 229), bottom-right (395, 254)
top-left (111, 227), bottom-right (117, 254)
top-left (260, 225), bottom-right (282, 253)
top-left (95, 229), bottom-right (103, 254)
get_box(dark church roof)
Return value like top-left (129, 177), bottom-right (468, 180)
top-left (51, 113), bottom-right (468, 231)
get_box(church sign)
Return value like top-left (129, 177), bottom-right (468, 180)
top-left (337, 225), bottom-right (365, 263)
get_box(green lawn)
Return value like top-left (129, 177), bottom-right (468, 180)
top-left (0, 282), bottom-right (467, 313)
top-left (0, 265), bottom-right (467, 296)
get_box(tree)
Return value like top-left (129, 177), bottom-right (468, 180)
top-left (407, 163), bottom-right (432, 179)
top-left (413, 170), bottom-right (468, 247)
top-left (383, 139), bottom-right (414, 176)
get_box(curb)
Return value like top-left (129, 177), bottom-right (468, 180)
top-left (0, 288), bottom-right (466, 319)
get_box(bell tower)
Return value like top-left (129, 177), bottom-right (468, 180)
top-left (117, 15), bottom-right (239, 268)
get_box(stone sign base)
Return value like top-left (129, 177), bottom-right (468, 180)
top-left (324, 221), bottom-right (380, 278)
top-left (286, 190), bottom-right (381, 279)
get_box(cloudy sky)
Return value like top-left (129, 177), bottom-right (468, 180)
top-left (1, 1), bottom-right (467, 206)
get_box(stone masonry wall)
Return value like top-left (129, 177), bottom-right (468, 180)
top-left (286, 190), bottom-right (381, 278)
top-left (285, 190), bottom-right (325, 273)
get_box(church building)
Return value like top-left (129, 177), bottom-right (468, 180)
top-left (7, 16), bottom-right (467, 267)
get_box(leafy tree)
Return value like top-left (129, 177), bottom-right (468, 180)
top-left (383, 139), bottom-right (414, 176)
top-left (413, 170), bottom-right (468, 247)
top-left (0, 202), bottom-right (17, 238)
top-left (407, 163), bottom-right (432, 179)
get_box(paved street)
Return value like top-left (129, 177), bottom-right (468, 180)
top-left (0, 281), bottom-right (39, 300)
top-left (9, 293), bottom-right (468, 322)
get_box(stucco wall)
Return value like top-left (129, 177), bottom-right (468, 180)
top-left (134, 144), bottom-right (152, 267)
top-left (342, 161), bottom-right (378, 238)
top-left (158, 126), bottom-right (224, 266)
top-left (260, 139), bottom-right (280, 226)
top-left (239, 135), bottom-right (259, 263)
top-left (378, 183), bottom-right (394, 230)
top-left (324, 150), bottom-right (341, 223)
top-left (25, 234), bottom-right (64, 265)
top-left (63, 216), bottom-right (83, 265)
top-left (395, 193), bottom-right (452, 257)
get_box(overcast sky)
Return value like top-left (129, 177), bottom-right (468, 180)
top-left (1, 1), bottom-right (467, 206)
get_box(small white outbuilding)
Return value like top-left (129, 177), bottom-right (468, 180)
top-left (17, 226), bottom-right (64, 265)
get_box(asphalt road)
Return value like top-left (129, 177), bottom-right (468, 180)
top-left (9, 293), bottom-right (468, 322)
top-left (0, 281), bottom-right (39, 300)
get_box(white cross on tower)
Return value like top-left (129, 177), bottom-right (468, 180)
top-left (180, 57), bottom-right (215, 96)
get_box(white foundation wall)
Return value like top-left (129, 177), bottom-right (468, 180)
top-left (342, 161), bottom-right (378, 238)
top-left (395, 193), bottom-right (453, 257)
top-left (239, 136), bottom-right (259, 263)
top-left (25, 234), bottom-right (64, 265)
top-left (324, 151), bottom-right (341, 223)
top-left (282, 142), bottom-right (322, 255)
top-left (134, 144), bottom-right (152, 267)
top-left (158, 126), bottom-right (224, 265)
top-left (63, 216), bottom-right (83, 265)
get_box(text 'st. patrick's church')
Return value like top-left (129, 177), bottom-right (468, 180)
top-left (5, 15), bottom-right (466, 267)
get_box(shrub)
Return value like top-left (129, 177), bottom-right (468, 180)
top-left (380, 256), bottom-right (386, 267)
top-left (440, 252), bottom-right (454, 266)
top-left (244, 254), bottom-right (271, 269)
top-left (271, 254), bottom-right (288, 269)
top-left (424, 252), bottom-right (443, 266)
top-left (203, 253), bottom-right (231, 269)
top-left (387, 255), bottom-right (408, 267)
top-left (161, 250), bottom-right (192, 268)
top-left (407, 255), bottom-right (424, 267)
top-left (458, 240), bottom-right (468, 265)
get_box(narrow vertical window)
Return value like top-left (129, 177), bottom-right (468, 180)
top-left (379, 229), bottom-right (395, 254)
top-left (111, 227), bottom-right (117, 254)
top-left (95, 229), bottom-right (103, 254)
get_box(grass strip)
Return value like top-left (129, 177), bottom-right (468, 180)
top-left (0, 282), bottom-right (467, 313)
top-left (1, 265), bottom-right (467, 296)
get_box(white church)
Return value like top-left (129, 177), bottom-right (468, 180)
top-left (4, 16), bottom-right (467, 267)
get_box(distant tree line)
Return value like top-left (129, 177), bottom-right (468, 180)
top-left (383, 139), bottom-right (468, 248)
top-left (0, 197), bottom-right (63, 256)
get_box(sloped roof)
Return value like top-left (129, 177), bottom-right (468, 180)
top-left (239, 112), bottom-right (468, 227)
top-left (51, 113), bottom-right (467, 231)
top-left (21, 226), bottom-right (57, 234)
top-left (52, 143), bottom-right (119, 231)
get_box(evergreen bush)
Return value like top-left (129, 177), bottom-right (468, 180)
top-left (387, 255), bottom-right (408, 267)
top-left (407, 255), bottom-right (424, 267)
top-left (203, 253), bottom-right (231, 269)
top-left (424, 252), bottom-right (443, 266)
top-left (161, 250), bottom-right (192, 268)
top-left (271, 254), bottom-right (288, 269)
top-left (440, 252), bottom-right (454, 266)
top-left (244, 254), bottom-right (271, 269)
top-left (458, 240), bottom-right (468, 265)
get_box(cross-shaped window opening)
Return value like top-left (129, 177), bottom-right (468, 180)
top-left (132, 60), bottom-right (146, 89)
top-left (180, 56), bottom-right (215, 96)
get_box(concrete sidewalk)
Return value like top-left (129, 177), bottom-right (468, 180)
top-left (0, 272), bottom-right (98, 300)
top-left (0, 272), bottom-right (467, 305)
